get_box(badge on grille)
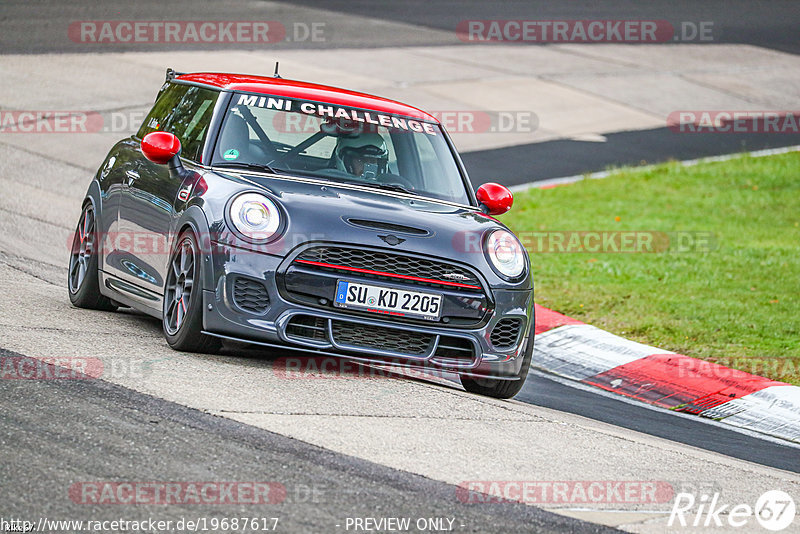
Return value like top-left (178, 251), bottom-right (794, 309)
top-left (379, 234), bottom-right (405, 246)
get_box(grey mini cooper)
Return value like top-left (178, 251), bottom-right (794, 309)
top-left (68, 69), bottom-right (534, 399)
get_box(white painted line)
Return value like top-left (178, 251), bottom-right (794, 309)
top-left (532, 324), bottom-right (668, 382)
top-left (510, 144), bottom-right (800, 193)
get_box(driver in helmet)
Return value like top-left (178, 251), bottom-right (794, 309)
top-left (334, 133), bottom-right (389, 180)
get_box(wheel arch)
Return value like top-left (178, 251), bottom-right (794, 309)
top-left (82, 179), bottom-right (102, 215)
top-left (171, 205), bottom-right (215, 292)
top-left (81, 180), bottom-right (105, 266)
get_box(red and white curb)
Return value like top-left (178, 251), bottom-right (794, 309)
top-left (532, 304), bottom-right (800, 444)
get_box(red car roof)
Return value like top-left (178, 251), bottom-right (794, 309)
top-left (176, 72), bottom-right (438, 122)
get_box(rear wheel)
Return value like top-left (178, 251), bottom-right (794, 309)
top-left (460, 323), bottom-right (534, 399)
top-left (67, 203), bottom-right (117, 311)
top-left (162, 230), bottom-right (221, 353)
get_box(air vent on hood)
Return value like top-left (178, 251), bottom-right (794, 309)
top-left (346, 218), bottom-right (430, 236)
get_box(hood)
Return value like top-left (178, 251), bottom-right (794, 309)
top-left (203, 170), bottom-right (530, 289)
top-left (254, 172), bottom-right (502, 239)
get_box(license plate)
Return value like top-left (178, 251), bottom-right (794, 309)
top-left (334, 280), bottom-right (442, 321)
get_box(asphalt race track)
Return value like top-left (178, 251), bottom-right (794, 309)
top-left (292, 0), bottom-right (800, 54)
top-left (462, 128), bottom-right (800, 189)
top-left (2, 2), bottom-right (799, 532)
top-left (517, 371), bottom-right (800, 474)
top-left (1, 347), bottom-right (607, 534)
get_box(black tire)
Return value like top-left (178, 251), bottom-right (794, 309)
top-left (68, 203), bottom-right (117, 311)
top-left (460, 322), bottom-right (534, 399)
top-left (162, 230), bottom-right (221, 353)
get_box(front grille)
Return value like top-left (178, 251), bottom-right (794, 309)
top-left (490, 318), bottom-right (523, 350)
top-left (232, 277), bottom-right (269, 314)
top-left (282, 314), bottom-right (478, 367)
top-left (294, 246), bottom-right (481, 289)
top-left (331, 320), bottom-right (434, 356)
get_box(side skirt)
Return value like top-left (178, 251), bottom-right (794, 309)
top-left (100, 271), bottom-right (163, 319)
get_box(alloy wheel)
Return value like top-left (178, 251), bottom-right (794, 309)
top-left (164, 237), bottom-right (196, 335)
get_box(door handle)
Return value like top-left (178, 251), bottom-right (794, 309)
top-left (125, 169), bottom-right (140, 186)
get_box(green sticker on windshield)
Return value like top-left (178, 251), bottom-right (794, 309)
top-left (223, 148), bottom-right (239, 160)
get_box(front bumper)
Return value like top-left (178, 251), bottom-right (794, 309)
top-left (202, 242), bottom-right (533, 379)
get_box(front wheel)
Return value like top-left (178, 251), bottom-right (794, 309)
top-left (162, 230), bottom-right (221, 353)
top-left (460, 323), bottom-right (534, 399)
top-left (67, 203), bottom-right (117, 311)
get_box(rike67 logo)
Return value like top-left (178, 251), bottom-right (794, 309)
top-left (669, 490), bottom-right (796, 531)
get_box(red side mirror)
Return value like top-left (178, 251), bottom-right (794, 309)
top-left (141, 131), bottom-right (181, 165)
top-left (476, 182), bottom-right (513, 216)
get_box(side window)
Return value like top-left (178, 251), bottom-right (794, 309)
top-left (136, 84), bottom-right (219, 163)
top-left (163, 86), bottom-right (220, 163)
top-left (136, 83), bottom-right (188, 139)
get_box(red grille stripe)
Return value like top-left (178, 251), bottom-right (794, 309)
top-left (294, 259), bottom-right (481, 289)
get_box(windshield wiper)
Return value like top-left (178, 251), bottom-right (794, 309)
top-left (359, 182), bottom-right (415, 195)
top-left (214, 161), bottom-right (283, 175)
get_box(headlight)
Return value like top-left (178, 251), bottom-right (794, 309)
top-left (485, 229), bottom-right (526, 279)
top-left (228, 192), bottom-right (281, 242)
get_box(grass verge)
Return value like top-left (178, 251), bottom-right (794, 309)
top-left (502, 151), bottom-right (800, 385)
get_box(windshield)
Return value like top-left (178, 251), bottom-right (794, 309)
top-left (211, 92), bottom-right (471, 205)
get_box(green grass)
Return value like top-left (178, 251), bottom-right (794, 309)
top-left (501, 151), bottom-right (800, 385)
